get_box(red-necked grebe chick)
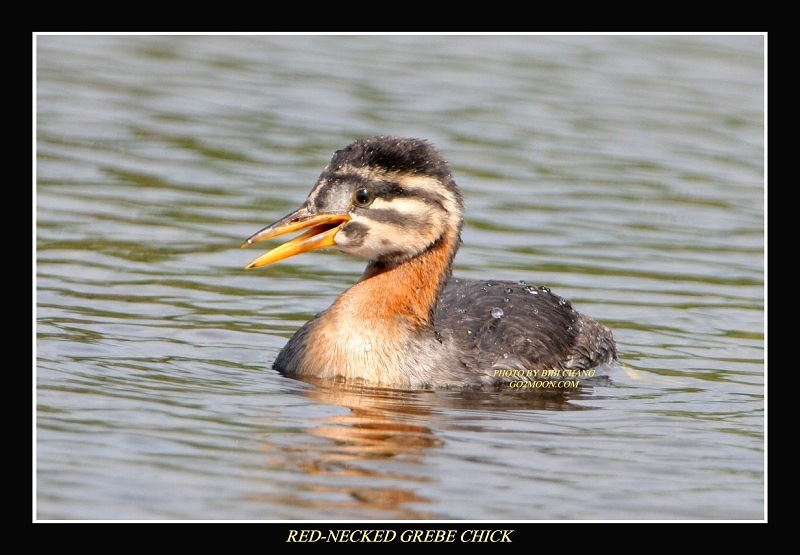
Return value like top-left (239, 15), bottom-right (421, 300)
top-left (242, 136), bottom-right (616, 389)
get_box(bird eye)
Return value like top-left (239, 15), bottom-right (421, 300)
top-left (353, 188), bottom-right (374, 207)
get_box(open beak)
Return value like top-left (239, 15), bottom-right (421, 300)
top-left (241, 207), bottom-right (351, 269)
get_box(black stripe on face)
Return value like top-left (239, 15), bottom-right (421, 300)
top-left (338, 221), bottom-right (369, 246)
top-left (364, 207), bottom-right (427, 228)
top-left (365, 181), bottom-right (457, 220)
top-left (369, 180), bottom-right (414, 200)
top-left (312, 165), bottom-right (461, 220)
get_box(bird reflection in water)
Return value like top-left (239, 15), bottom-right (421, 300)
top-left (254, 381), bottom-right (601, 518)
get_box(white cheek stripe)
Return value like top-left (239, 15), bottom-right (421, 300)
top-left (395, 175), bottom-right (462, 228)
top-left (370, 197), bottom-right (429, 214)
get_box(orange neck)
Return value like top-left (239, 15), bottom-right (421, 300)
top-left (347, 233), bottom-right (457, 331)
top-left (288, 232), bottom-right (459, 386)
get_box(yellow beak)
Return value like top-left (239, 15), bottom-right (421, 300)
top-left (241, 208), bottom-right (351, 269)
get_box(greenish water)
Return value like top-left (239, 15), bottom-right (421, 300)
top-left (36, 34), bottom-right (764, 521)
